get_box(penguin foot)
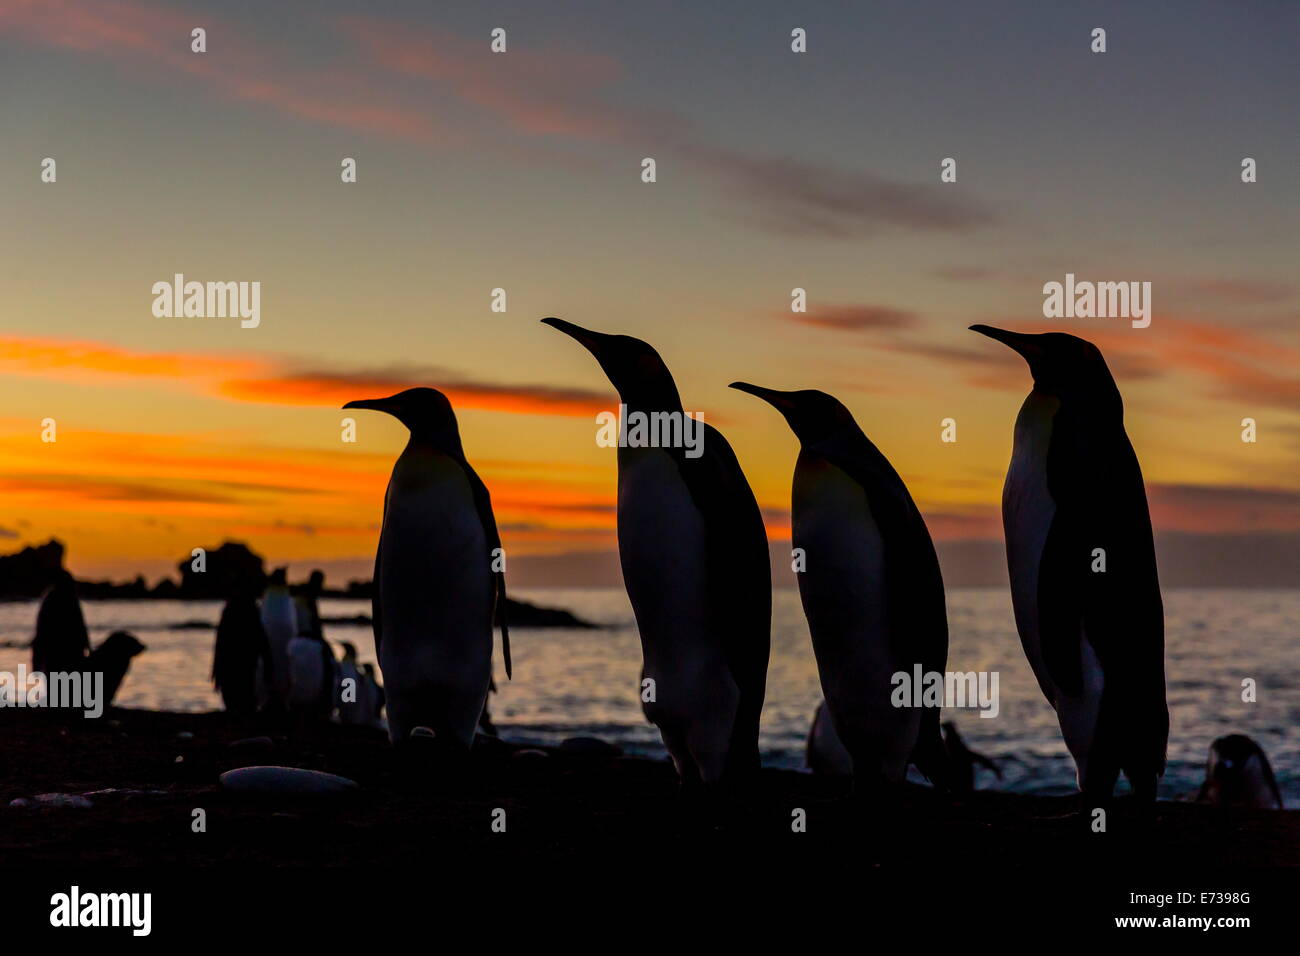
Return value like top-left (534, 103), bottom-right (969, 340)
top-left (1120, 794), bottom-right (1160, 832)
top-left (676, 779), bottom-right (740, 833)
top-left (394, 727), bottom-right (470, 784)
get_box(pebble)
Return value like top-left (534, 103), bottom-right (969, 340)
top-left (10, 793), bottom-right (94, 809)
top-left (219, 766), bottom-right (359, 795)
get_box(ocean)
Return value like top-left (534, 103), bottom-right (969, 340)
top-left (1, 588), bottom-right (1295, 803)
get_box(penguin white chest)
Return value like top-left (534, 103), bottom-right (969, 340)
top-left (259, 591), bottom-right (296, 699)
top-left (615, 447), bottom-right (709, 657)
top-left (1002, 392), bottom-right (1059, 685)
top-left (792, 459), bottom-right (889, 682)
top-left (287, 638), bottom-right (325, 707)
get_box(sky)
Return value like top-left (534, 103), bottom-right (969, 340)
top-left (1, 0), bottom-right (1298, 587)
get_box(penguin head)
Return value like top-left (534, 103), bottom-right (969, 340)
top-left (1208, 734), bottom-right (1260, 779)
top-left (969, 326), bottom-right (1120, 403)
top-left (343, 387), bottom-right (462, 451)
top-left (542, 317), bottom-right (682, 410)
top-left (728, 382), bottom-right (859, 446)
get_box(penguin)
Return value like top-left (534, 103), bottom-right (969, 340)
top-left (806, 701), bottom-right (853, 777)
top-left (287, 627), bottom-right (336, 721)
top-left (258, 568), bottom-right (296, 711)
top-left (360, 662), bottom-right (386, 729)
top-left (543, 318), bottom-right (770, 789)
top-left (336, 641), bottom-right (368, 726)
top-left (85, 631), bottom-right (146, 709)
top-left (729, 383), bottom-right (949, 793)
top-left (343, 387), bottom-right (511, 748)
top-left (970, 326), bottom-right (1168, 807)
top-left (1196, 735), bottom-right (1284, 810)
top-left (292, 569), bottom-right (326, 641)
top-left (212, 583), bottom-right (272, 714)
top-left (31, 569), bottom-right (90, 675)
top-left (941, 721), bottom-right (1002, 794)
top-left (286, 569), bottom-right (335, 720)
top-left (478, 675), bottom-right (499, 737)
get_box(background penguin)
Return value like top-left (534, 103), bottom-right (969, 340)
top-left (31, 569), bottom-right (90, 674)
top-left (360, 662), bottom-right (386, 730)
top-left (287, 569), bottom-right (335, 720)
top-left (258, 568), bottom-right (296, 711)
top-left (806, 701), bottom-right (853, 777)
top-left (336, 641), bottom-right (373, 726)
top-left (1196, 734), bottom-right (1283, 810)
top-left (941, 721), bottom-right (1002, 794)
top-left (212, 581), bottom-right (272, 715)
top-left (543, 318), bottom-right (771, 791)
top-left (730, 383), bottom-right (949, 794)
top-left (343, 387), bottom-right (511, 749)
top-left (292, 569), bottom-right (326, 641)
top-left (287, 626), bottom-right (336, 722)
top-left (970, 326), bottom-right (1168, 808)
top-left (85, 630), bottom-right (146, 709)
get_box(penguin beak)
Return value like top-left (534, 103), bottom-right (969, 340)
top-left (343, 396), bottom-right (399, 415)
top-left (541, 317), bottom-right (611, 357)
top-left (969, 324), bottom-right (1043, 360)
top-left (729, 381), bottom-right (798, 411)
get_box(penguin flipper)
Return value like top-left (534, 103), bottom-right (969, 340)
top-left (912, 721), bottom-right (952, 790)
top-left (1259, 751), bottom-right (1285, 809)
top-left (371, 535), bottom-right (383, 661)
top-left (496, 573), bottom-right (513, 680)
top-left (1036, 512), bottom-right (1086, 697)
top-left (461, 459), bottom-right (512, 680)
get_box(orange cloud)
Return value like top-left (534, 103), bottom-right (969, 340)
top-left (0, 335), bottom-right (259, 382)
top-left (0, 335), bottom-right (607, 418)
top-left (220, 369), bottom-right (607, 417)
top-left (784, 304), bottom-right (919, 332)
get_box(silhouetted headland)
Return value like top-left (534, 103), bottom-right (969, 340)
top-left (0, 538), bottom-right (598, 628)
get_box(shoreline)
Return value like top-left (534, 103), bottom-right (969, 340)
top-left (2, 707), bottom-right (1296, 868)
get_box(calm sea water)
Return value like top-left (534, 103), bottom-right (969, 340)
top-left (1, 589), bottom-right (1295, 803)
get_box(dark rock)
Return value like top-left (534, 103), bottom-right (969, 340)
top-left (227, 736), bottom-right (277, 757)
top-left (512, 748), bottom-right (550, 762)
top-left (176, 541), bottom-right (265, 599)
top-left (560, 736), bottom-right (623, 758)
top-left (219, 766), bottom-right (358, 795)
top-left (0, 539), bottom-right (65, 600)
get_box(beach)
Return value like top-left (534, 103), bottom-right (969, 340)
top-left (2, 588), bottom-right (1296, 803)
top-left (3, 707), bottom-right (1296, 870)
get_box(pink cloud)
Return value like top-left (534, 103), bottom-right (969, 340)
top-left (1, 1), bottom-right (996, 240)
top-left (338, 16), bottom-right (663, 142)
top-left (0, 0), bottom-right (456, 144)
